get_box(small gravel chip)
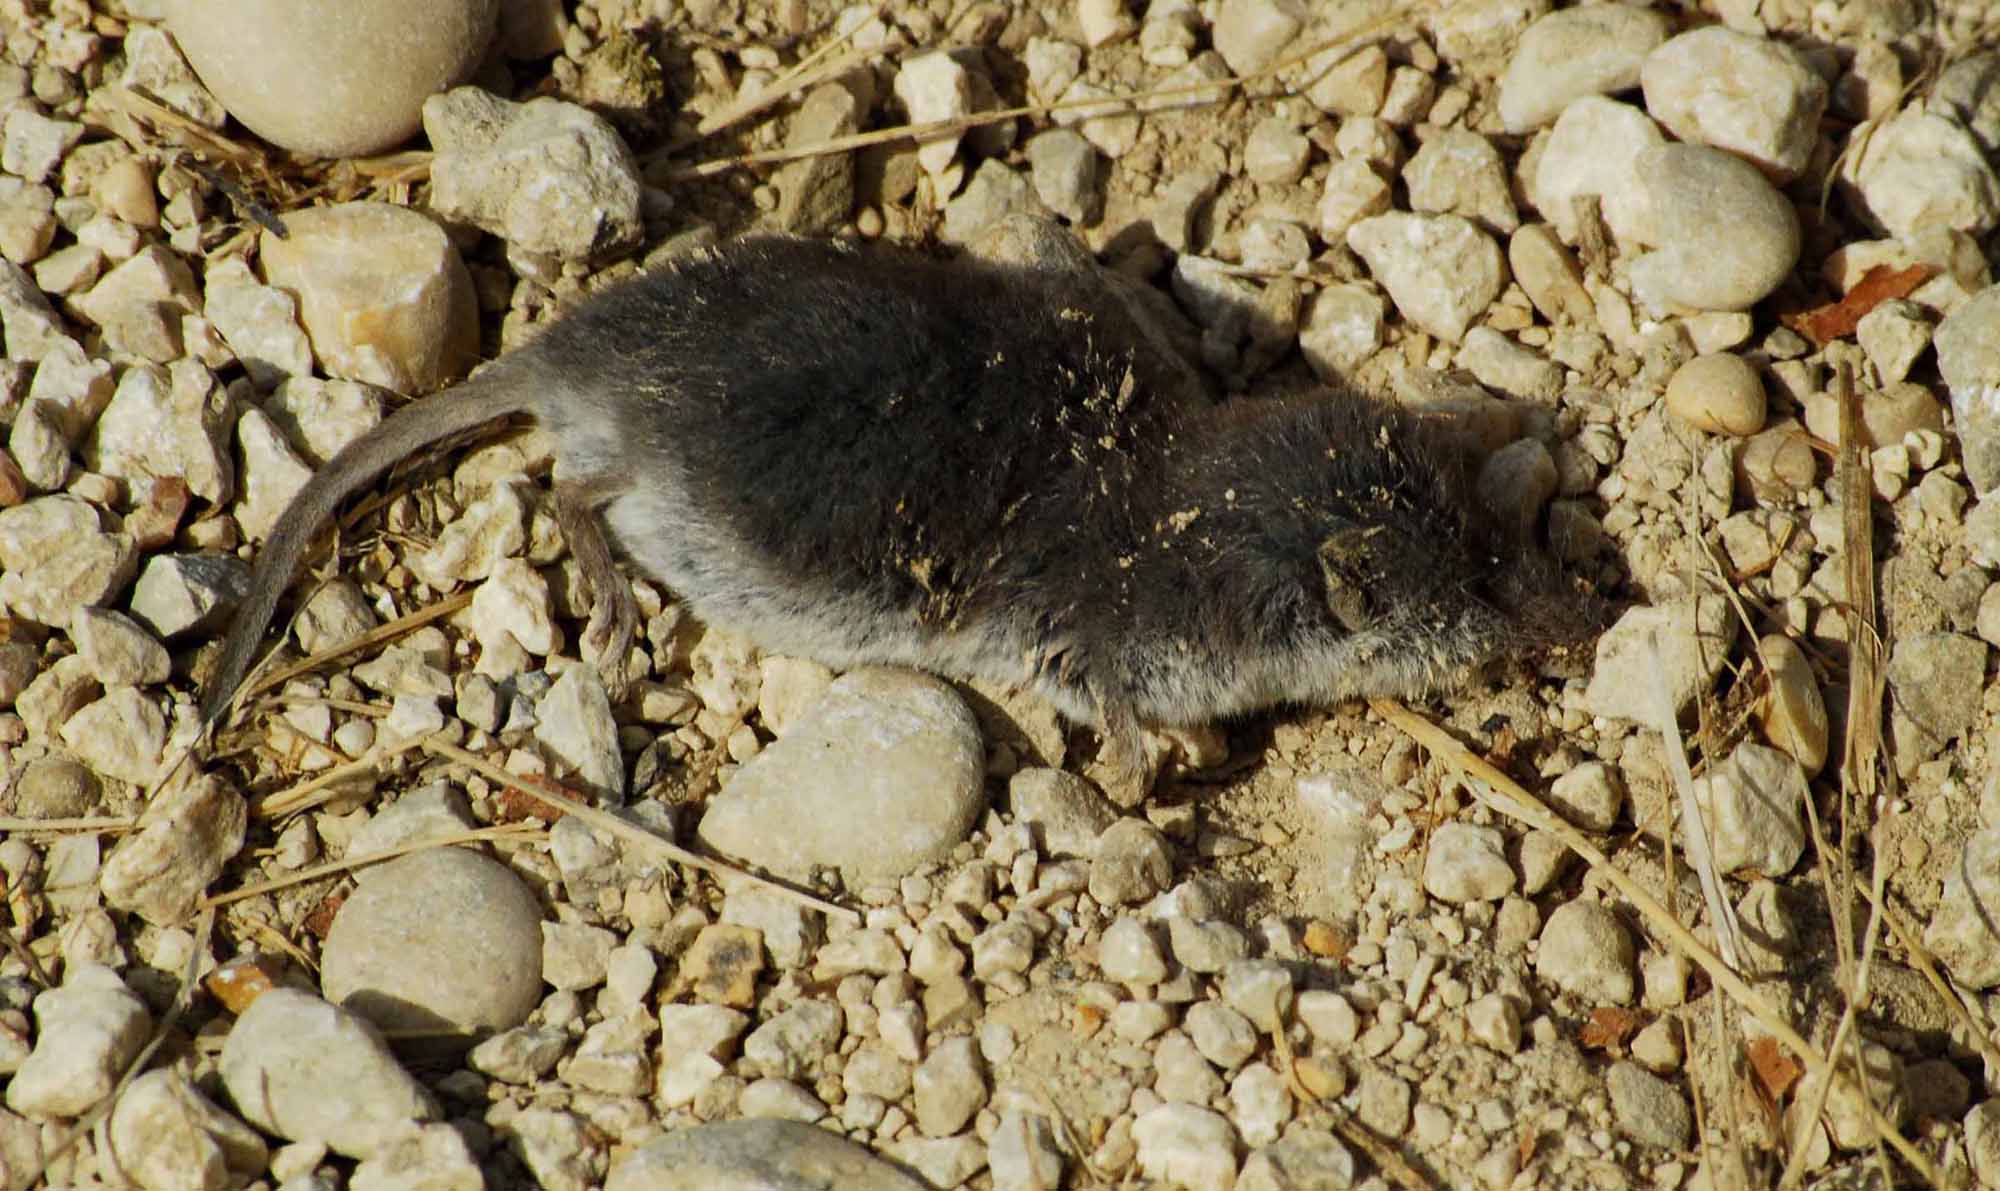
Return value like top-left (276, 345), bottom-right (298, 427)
top-left (1535, 902), bottom-right (1637, 1006)
top-left (469, 1026), bottom-right (570, 1084)
top-left (1690, 742), bottom-right (1809, 877)
top-left (107, 1068), bottom-right (268, 1191)
top-left (913, 1035), bottom-right (988, 1137)
top-left (990, 1110), bottom-right (1065, 1191)
top-left (1089, 819), bottom-right (1174, 906)
top-left (1239, 1131), bottom-right (1357, 1191)
top-left (673, 925), bottom-right (766, 1008)
top-left (1346, 212), bottom-right (1504, 343)
top-left (742, 1000), bottom-right (844, 1082)
top-left (1296, 990), bottom-right (1358, 1048)
top-left (350, 1122), bottom-right (483, 1191)
top-left (99, 772), bottom-right (246, 925)
top-left (1548, 761), bottom-right (1626, 832)
top-left (737, 1077), bottom-right (827, 1123)
top-left (1421, 822), bottom-right (1515, 903)
top-left (1606, 1060), bottom-right (1692, 1150)
top-left (4, 963), bottom-right (150, 1118)
top-left (1220, 959), bottom-right (1294, 1033)
top-left (1185, 1002), bottom-right (1259, 1069)
top-left (1167, 917), bottom-right (1254, 974)
top-left (1133, 1102), bottom-right (1241, 1191)
top-left (1464, 992), bottom-right (1522, 1055)
top-left (1098, 917), bottom-right (1170, 985)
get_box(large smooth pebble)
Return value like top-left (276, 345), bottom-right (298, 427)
top-left (1756, 634), bottom-right (1827, 775)
top-left (165, 0), bottom-right (498, 157)
top-left (1496, 4), bottom-right (1671, 134)
top-left (1664, 353), bottom-right (1766, 437)
top-left (321, 848), bottom-right (545, 1035)
top-left (1639, 25), bottom-right (1827, 181)
top-left (259, 202), bottom-right (479, 394)
top-left (608, 1119), bottom-right (930, 1191)
top-left (697, 669), bottom-right (986, 882)
top-left (1626, 144), bottom-right (1799, 313)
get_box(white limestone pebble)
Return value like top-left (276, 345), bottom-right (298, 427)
top-left (1855, 298), bottom-right (1933, 386)
top-left (1316, 157), bottom-right (1392, 243)
top-left (67, 242), bottom-right (201, 362)
top-left (1346, 212), bottom-right (1503, 343)
top-left (70, 607), bottom-right (170, 686)
top-left (1090, 818), bottom-right (1175, 906)
top-left (1496, 4), bottom-right (1671, 133)
top-left (1689, 742), bottom-right (1808, 877)
top-left (1507, 223), bottom-right (1593, 325)
top-left (229, 406), bottom-right (314, 545)
top-left (533, 664), bottom-right (625, 802)
top-left (0, 259), bottom-right (67, 362)
top-left (893, 51), bottom-right (975, 183)
top-left (1838, 109), bottom-right (2000, 241)
top-left (1664, 352), bottom-right (1767, 436)
top-left (100, 772), bottom-right (246, 924)
top-left (107, 1068), bottom-right (269, 1191)
top-left (1935, 284), bottom-right (2000, 494)
top-left (164, 0), bottom-right (499, 157)
top-left (85, 360), bottom-right (233, 505)
top-left (1133, 1103), bottom-right (1240, 1191)
top-left (127, 553), bottom-right (252, 640)
top-left (411, 482), bottom-right (528, 588)
top-left (1584, 596), bottom-right (1733, 722)
top-left (1025, 129), bottom-right (1103, 225)
top-left (1543, 763), bottom-right (1623, 834)
top-left (203, 258), bottom-right (314, 388)
top-left (1240, 1132), bottom-right (1356, 1191)
top-left (60, 687), bottom-right (167, 786)
top-left (1212, 0), bottom-right (1303, 77)
top-left (3, 964), bottom-right (150, 1118)
top-left (914, 1035), bottom-right (988, 1136)
top-left (220, 988), bottom-right (439, 1158)
top-left (1535, 901), bottom-right (1636, 1005)
top-left (423, 89), bottom-right (645, 265)
top-left (321, 848), bottom-right (545, 1034)
top-left (1009, 767), bottom-right (1118, 857)
top-left (1640, 26), bottom-right (1828, 181)
top-left (1625, 144), bottom-right (1800, 314)
top-left (1298, 283), bottom-right (1386, 377)
top-left (1926, 826), bottom-right (2000, 989)
top-left (1422, 822), bottom-right (1515, 903)
top-left (1533, 97), bottom-right (1664, 244)
top-left (1403, 128), bottom-right (1518, 234)
top-left (259, 201), bottom-right (479, 394)
top-left (698, 669), bottom-right (985, 882)
top-left (1885, 632), bottom-right (1987, 771)
top-left (350, 1123), bottom-right (484, 1191)
top-left (1932, 50), bottom-right (2000, 154)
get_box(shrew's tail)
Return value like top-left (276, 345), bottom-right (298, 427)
top-left (200, 370), bottom-right (535, 726)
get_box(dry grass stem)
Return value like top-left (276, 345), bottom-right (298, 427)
top-left (198, 824), bottom-right (545, 911)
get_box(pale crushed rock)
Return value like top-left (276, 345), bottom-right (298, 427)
top-left (59, 685), bottom-right (167, 786)
top-left (1606, 1060), bottom-right (1692, 1150)
top-left (3, 963), bottom-right (150, 1118)
top-left (203, 257), bottom-right (314, 388)
top-left (99, 772), bottom-right (245, 924)
top-left (1924, 826), bottom-right (2000, 989)
top-left (467, 556), bottom-right (557, 656)
top-left (228, 405), bottom-right (316, 545)
top-left (534, 664), bottom-right (625, 803)
top-left (106, 1068), bottom-right (269, 1191)
top-left (912, 1034), bottom-right (987, 1136)
top-left (1885, 631), bottom-right (1987, 772)
top-left (1689, 742), bottom-right (1808, 877)
top-left (1402, 128), bottom-right (1518, 235)
top-left (219, 988), bottom-right (439, 1159)
top-left (990, 1109), bottom-right (1065, 1191)
top-left (349, 1122), bottom-right (484, 1191)
top-left (260, 376), bottom-right (385, 466)
top-left (69, 606), bottom-right (170, 686)
top-left (1089, 817), bottom-right (1175, 906)
top-left (742, 1000), bottom-right (843, 1082)
top-left (607, 1119), bottom-right (928, 1191)
top-left (1583, 596), bottom-right (1734, 722)
top-left (1132, 1102), bottom-right (1240, 1191)
top-left (892, 51), bottom-right (974, 182)
top-left (1532, 96), bottom-right (1664, 244)
top-left (423, 89), bottom-right (644, 265)
top-left (1535, 901), bottom-right (1636, 1005)
top-left (1210, 0), bottom-right (1302, 77)
top-left (498, 1105), bottom-right (607, 1191)
top-left (83, 352), bottom-right (235, 506)
top-left (541, 919), bottom-right (618, 992)
top-left (290, 578), bottom-right (380, 657)
top-left (0, 527), bottom-right (138, 632)
top-left (1298, 283), bottom-right (1386, 378)
top-left (67, 243), bottom-right (200, 362)
top-left (1838, 109), bottom-right (2000, 242)
top-left (126, 552), bottom-right (250, 639)
top-left (1640, 25), bottom-right (1827, 181)
top-left (1345, 211), bottom-right (1503, 343)
top-left (1935, 284), bottom-right (2000, 494)
top-left (1421, 822), bottom-right (1515, 903)
top-left (697, 669), bottom-right (985, 882)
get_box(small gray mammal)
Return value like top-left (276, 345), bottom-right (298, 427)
top-left (202, 234), bottom-right (1593, 781)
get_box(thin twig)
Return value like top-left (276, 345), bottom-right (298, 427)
top-left (198, 824), bottom-right (546, 910)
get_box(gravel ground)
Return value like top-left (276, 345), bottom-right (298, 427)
top-left (3, 0), bottom-right (2000, 1189)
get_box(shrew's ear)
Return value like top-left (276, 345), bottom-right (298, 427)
top-left (1318, 526), bottom-right (1387, 633)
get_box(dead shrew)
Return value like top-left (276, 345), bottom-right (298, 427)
top-left (202, 234), bottom-right (1594, 789)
